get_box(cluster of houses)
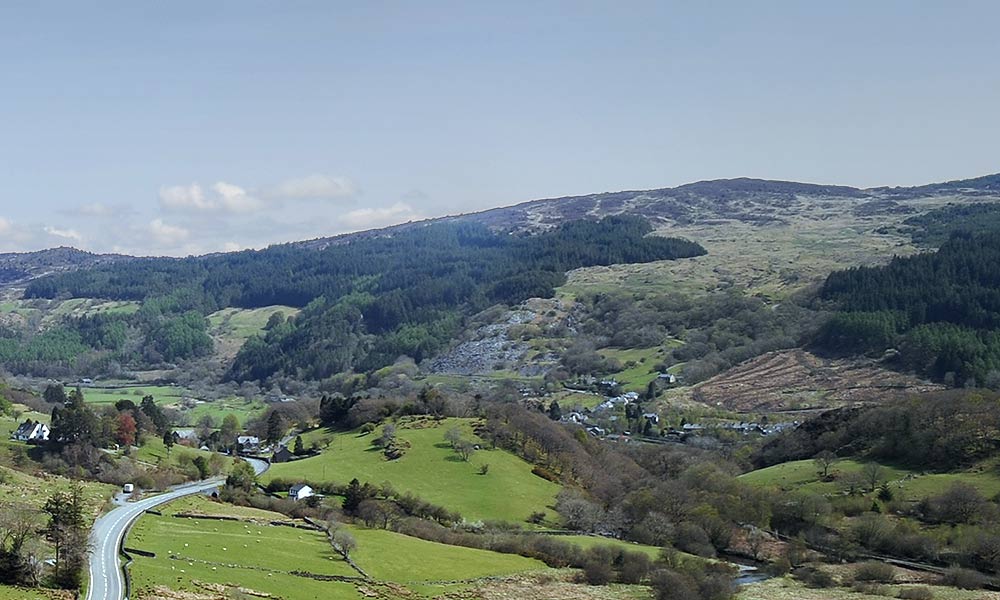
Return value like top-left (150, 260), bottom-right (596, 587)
top-left (558, 384), bottom-right (799, 442)
top-left (561, 390), bottom-right (660, 438)
top-left (594, 390), bottom-right (640, 412)
top-left (719, 420), bottom-right (800, 436)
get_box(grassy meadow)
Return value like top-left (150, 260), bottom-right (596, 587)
top-left (128, 495), bottom-right (548, 600)
top-left (207, 305), bottom-right (299, 341)
top-left (129, 508), bottom-right (361, 600)
top-left (346, 524), bottom-right (545, 582)
top-left (265, 417), bottom-right (561, 523)
top-left (77, 385), bottom-right (264, 427)
top-left (740, 458), bottom-right (1000, 501)
top-left (597, 345), bottom-right (683, 392)
top-left (0, 463), bottom-right (115, 523)
top-left (0, 587), bottom-right (72, 600)
top-left (79, 385), bottom-right (187, 406)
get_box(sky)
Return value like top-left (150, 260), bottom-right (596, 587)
top-left (1, 1), bottom-right (998, 256)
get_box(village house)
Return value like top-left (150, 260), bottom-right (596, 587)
top-left (237, 435), bottom-right (261, 454)
top-left (11, 419), bottom-right (50, 443)
top-left (271, 445), bottom-right (294, 463)
top-left (289, 483), bottom-right (314, 501)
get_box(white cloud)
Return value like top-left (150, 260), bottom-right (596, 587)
top-left (149, 219), bottom-right (190, 246)
top-left (212, 182), bottom-right (261, 213)
top-left (75, 202), bottom-right (117, 217)
top-left (264, 174), bottom-right (357, 201)
top-left (222, 241), bottom-right (252, 252)
top-left (159, 183), bottom-right (212, 211)
top-left (161, 175), bottom-right (357, 215)
top-left (160, 181), bottom-right (262, 214)
top-left (0, 217), bottom-right (11, 235)
top-left (43, 226), bottom-right (83, 242)
top-left (340, 202), bottom-right (421, 229)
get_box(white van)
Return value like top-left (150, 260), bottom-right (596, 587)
top-left (122, 483), bottom-right (134, 494)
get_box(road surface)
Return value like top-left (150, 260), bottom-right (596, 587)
top-left (86, 457), bottom-right (268, 600)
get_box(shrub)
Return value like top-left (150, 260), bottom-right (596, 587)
top-left (897, 587), bottom-right (934, 600)
top-left (941, 566), bottom-right (985, 590)
top-left (854, 561), bottom-right (895, 583)
top-left (851, 582), bottom-right (891, 596)
top-left (674, 522), bottom-right (716, 557)
top-left (766, 557), bottom-right (792, 576)
top-left (531, 465), bottom-right (559, 482)
top-left (618, 553), bottom-right (652, 584)
top-left (793, 566), bottom-right (835, 588)
top-left (582, 560), bottom-right (614, 585)
top-left (649, 569), bottom-right (700, 600)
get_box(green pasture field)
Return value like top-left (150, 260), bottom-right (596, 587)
top-left (78, 386), bottom-right (264, 427)
top-left (129, 495), bottom-right (548, 600)
top-left (131, 437), bottom-right (234, 473)
top-left (265, 417), bottom-right (561, 523)
top-left (129, 508), bottom-right (360, 600)
top-left (207, 305), bottom-right (299, 341)
top-left (79, 385), bottom-right (187, 405)
top-left (598, 346), bottom-right (677, 392)
top-left (0, 464), bottom-right (115, 523)
top-left (554, 391), bottom-right (606, 411)
top-left (740, 458), bottom-right (1000, 501)
top-left (0, 586), bottom-right (71, 600)
top-left (346, 524), bottom-right (545, 582)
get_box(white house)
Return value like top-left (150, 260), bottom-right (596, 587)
top-left (237, 435), bottom-right (261, 453)
top-left (11, 420), bottom-right (50, 443)
top-left (657, 373), bottom-right (677, 384)
top-left (289, 483), bottom-right (314, 501)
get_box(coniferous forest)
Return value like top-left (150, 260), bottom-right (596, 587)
top-left (817, 231), bottom-right (1000, 386)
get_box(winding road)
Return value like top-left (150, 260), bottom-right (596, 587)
top-left (86, 458), bottom-right (269, 600)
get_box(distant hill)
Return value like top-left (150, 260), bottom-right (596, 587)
top-left (292, 173), bottom-right (999, 251)
top-left (0, 247), bottom-right (128, 286)
top-left (1, 171), bottom-right (998, 384)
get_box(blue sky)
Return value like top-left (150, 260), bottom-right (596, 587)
top-left (1, 1), bottom-right (998, 255)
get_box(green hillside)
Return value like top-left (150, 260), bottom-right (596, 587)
top-left (740, 458), bottom-right (1000, 500)
top-left (264, 417), bottom-right (561, 523)
top-left (129, 495), bottom-right (546, 600)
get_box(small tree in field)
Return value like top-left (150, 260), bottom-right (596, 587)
top-left (813, 450), bottom-right (837, 479)
top-left (444, 426), bottom-right (462, 448)
top-left (862, 463), bottom-right (885, 492)
top-left (455, 440), bottom-right (475, 461)
top-left (332, 530), bottom-right (357, 558)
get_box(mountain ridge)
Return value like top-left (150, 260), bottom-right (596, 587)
top-left (5, 171), bottom-right (999, 262)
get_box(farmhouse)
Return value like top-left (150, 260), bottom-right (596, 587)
top-left (11, 419), bottom-right (49, 443)
top-left (237, 435), bottom-right (261, 453)
top-left (289, 483), bottom-right (314, 501)
top-left (657, 373), bottom-right (677, 384)
top-left (271, 445), bottom-right (293, 463)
